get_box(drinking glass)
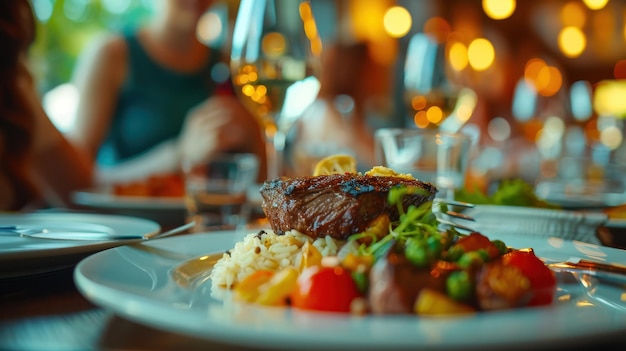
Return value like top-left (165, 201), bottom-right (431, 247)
top-left (183, 153), bottom-right (260, 233)
top-left (375, 128), bottom-right (471, 201)
top-left (404, 33), bottom-right (476, 133)
top-left (230, 0), bottom-right (322, 180)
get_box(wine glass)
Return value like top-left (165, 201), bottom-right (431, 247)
top-left (403, 33), bottom-right (477, 133)
top-left (230, 0), bottom-right (322, 180)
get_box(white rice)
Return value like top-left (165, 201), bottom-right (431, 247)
top-left (210, 229), bottom-right (343, 298)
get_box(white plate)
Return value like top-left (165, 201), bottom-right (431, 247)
top-left (0, 212), bottom-right (160, 279)
top-left (75, 230), bottom-right (626, 350)
top-left (457, 205), bottom-right (608, 245)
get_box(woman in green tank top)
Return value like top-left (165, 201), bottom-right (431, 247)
top-left (69, 0), bottom-right (266, 184)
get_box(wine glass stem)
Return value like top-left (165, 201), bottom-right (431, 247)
top-left (265, 130), bottom-right (287, 180)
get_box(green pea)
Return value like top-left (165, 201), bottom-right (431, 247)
top-left (405, 238), bottom-right (431, 267)
top-left (476, 248), bottom-right (491, 262)
top-left (444, 245), bottom-right (464, 262)
top-left (458, 251), bottom-right (484, 269)
top-left (427, 235), bottom-right (443, 259)
top-left (439, 230), bottom-right (455, 248)
top-left (446, 270), bottom-right (473, 301)
top-left (491, 239), bottom-right (508, 255)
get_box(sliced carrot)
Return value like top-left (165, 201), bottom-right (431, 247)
top-left (233, 270), bottom-right (275, 303)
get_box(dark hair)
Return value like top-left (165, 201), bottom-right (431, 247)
top-left (0, 0), bottom-right (39, 209)
top-left (0, 0), bottom-right (35, 70)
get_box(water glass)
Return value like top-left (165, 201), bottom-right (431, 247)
top-left (374, 128), bottom-right (471, 200)
top-left (183, 153), bottom-right (259, 233)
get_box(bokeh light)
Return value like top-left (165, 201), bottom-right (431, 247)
top-left (300, 1), bottom-right (322, 56)
top-left (426, 106), bottom-right (444, 124)
top-left (449, 41), bottom-right (469, 71)
top-left (570, 80), bottom-right (594, 121)
top-left (423, 17), bottom-right (451, 43)
top-left (537, 65), bottom-right (563, 97)
top-left (614, 60), bottom-right (626, 79)
top-left (536, 116), bottom-right (565, 159)
top-left (101, 0), bottom-right (131, 15)
top-left (262, 32), bottom-right (287, 59)
top-left (594, 80), bottom-right (626, 118)
top-left (512, 79), bottom-right (537, 122)
top-left (63, 0), bottom-right (90, 22)
top-left (32, 0), bottom-right (54, 22)
top-left (560, 1), bottom-right (586, 28)
top-left (43, 83), bottom-right (79, 133)
top-left (482, 0), bottom-right (516, 20)
top-left (196, 11), bottom-right (223, 46)
top-left (523, 58), bottom-right (563, 97)
top-left (414, 111), bottom-right (429, 128)
top-left (383, 6), bottom-right (412, 38)
top-left (558, 26), bottom-right (586, 58)
top-left (467, 38), bottom-right (495, 71)
top-left (582, 0), bottom-right (609, 10)
top-left (600, 125), bottom-right (623, 150)
top-left (487, 117), bottom-right (512, 142)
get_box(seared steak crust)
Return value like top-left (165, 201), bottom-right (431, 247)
top-left (260, 173), bottom-right (437, 240)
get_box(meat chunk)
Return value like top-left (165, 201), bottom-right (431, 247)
top-left (475, 258), bottom-right (532, 310)
top-left (259, 173), bottom-right (437, 240)
top-left (368, 244), bottom-right (455, 314)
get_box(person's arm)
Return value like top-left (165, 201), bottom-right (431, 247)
top-left (68, 35), bottom-right (126, 165)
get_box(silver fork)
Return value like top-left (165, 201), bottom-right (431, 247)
top-left (434, 198), bottom-right (476, 231)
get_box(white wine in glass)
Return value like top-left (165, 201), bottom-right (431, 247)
top-left (404, 33), bottom-right (476, 132)
top-left (231, 0), bottom-right (322, 180)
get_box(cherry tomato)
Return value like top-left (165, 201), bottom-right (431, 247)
top-left (502, 250), bottom-right (556, 306)
top-left (291, 265), bottom-right (361, 313)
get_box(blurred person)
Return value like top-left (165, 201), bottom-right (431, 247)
top-left (0, 0), bottom-right (94, 211)
top-left (286, 42), bottom-right (394, 175)
top-left (68, 0), bottom-right (266, 184)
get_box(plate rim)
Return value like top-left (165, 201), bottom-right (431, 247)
top-left (0, 212), bottom-right (160, 278)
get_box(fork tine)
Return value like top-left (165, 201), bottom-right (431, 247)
top-left (434, 198), bottom-right (476, 208)
top-left (445, 210), bottom-right (475, 221)
top-left (432, 199), bottom-right (476, 231)
top-left (436, 217), bottom-right (475, 232)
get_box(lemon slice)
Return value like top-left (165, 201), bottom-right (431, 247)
top-left (313, 154), bottom-right (357, 176)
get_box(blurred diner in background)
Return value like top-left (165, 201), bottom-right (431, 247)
top-left (66, 0), bottom-right (267, 186)
top-left (28, 0), bottom-right (626, 197)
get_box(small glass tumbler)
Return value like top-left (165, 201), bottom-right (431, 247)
top-left (374, 128), bottom-right (471, 200)
top-left (183, 153), bottom-right (259, 233)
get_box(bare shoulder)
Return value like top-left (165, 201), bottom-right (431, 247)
top-left (91, 33), bottom-right (128, 57)
top-left (72, 33), bottom-right (129, 84)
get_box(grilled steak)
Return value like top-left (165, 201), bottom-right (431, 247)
top-left (259, 173), bottom-right (437, 240)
